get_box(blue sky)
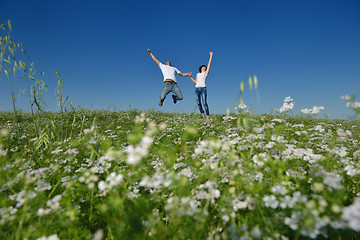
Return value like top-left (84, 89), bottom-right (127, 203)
top-left (1, 0), bottom-right (360, 119)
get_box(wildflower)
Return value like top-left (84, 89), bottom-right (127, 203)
top-left (159, 122), bottom-right (167, 130)
top-left (336, 128), bottom-right (352, 137)
top-left (265, 141), bottom-right (275, 149)
top-left (284, 96), bottom-right (293, 102)
top-left (165, 196), bottom-right (200, 217)
top-left (36, 234), bottom-right (59, 240)
top-left (51, 147), bottom-right (63, 154)
top-left (37, 207), bottom-right (51, 216)
top-left (262, 195), bottom-right (279, 209)
top-left (35, 180), bottom-right (52, 192)
top-left (0, 129), bottom-right (9, 136)
top-left (15, 190), bottom-right (36, 208)
top-left (346, 101), bottom-right (360, 109)
top-left (271, 185), bottom-right (286, 195)
top-left (279, 195), bottom-right (295, 209)
top-left (250, 226), bottom-right (262, 239)
top-left (64, 148), bottom-right (79, 155)
top-left (0, 144), bottom-right (6, 156)
top-left (301, 108), bottom-right (312, 114)
top-left (284, 211), bottom-right (301, 230)
top-left (140, 172), bottom-right (172, 189)
top-left (322, 172), bottom-right (343, 191)
top-left (107, 172), bottom-right (123, 187)
top-left (222, 214), bottom-right (230, 223)
top-left (330, 146), bottom-right (347, 157)
top-left (235, 103), bottom-right (247, 110)
top-left (313, 182), bottom-right (324, 192)
top-left (342, 196), bottom-right (360, 231)
top-left (223, 116), bottom-right (236, 121)
top-left (178, 167), bottom-right (193, 179)
top-left (84, 125), bottom-right (95, 134)
top-left (272, 118), bottom-right (285, 123)
top-left (331, 204), bottom-right (342, 214)
top-left (195, 181), bottom-right (221, 204)
top-left (312, 125), bottom-right (325, 132)
top-left (232, 198), bottom-right (248, 211)
top-left (344, 165), bottom-right (360, 176)
top-left (98, 181), bottom-right (107, 192)
top-left (126, 136), bottom-right (153, 165)
top-left (93, 229), bottom-right (104, 240)
top-left (46, 195), bottom-right (62, 211)
top-left (135, 112), bottom-right (146, 123)
top-left (276, 97), bottom-right (295, 113)
top-left (252, 155), bottom-right (264, 167)
top-left (98, 172), bottom-right (123, 195)
top-left (301, 106), bottom-right (324, 115)
top-left (340, 95), bottom-right (351, 101)
top-left (353, 150), bottom-right (360, 158)
top-left (210, 189), bottom-right (220, 199)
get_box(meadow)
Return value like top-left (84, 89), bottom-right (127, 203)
top-left (1, 109), bottom-right (360, 240)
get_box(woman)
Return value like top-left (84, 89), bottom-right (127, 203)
top-left (189, 51), bottom-right (213, 118)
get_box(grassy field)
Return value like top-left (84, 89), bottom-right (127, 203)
top-left (0, 109), bottom-right (359, 240)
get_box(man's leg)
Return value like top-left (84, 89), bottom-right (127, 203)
top-left (159, 83), bottom-right (172, 106)
top-left (195, 88), bottom-right (204, 116)
top-left (171, 84), bottom-right (183, 104)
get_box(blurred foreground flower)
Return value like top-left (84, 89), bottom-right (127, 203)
top-left (341, 95), bottom-right (360, 119)
top-left (126, 136), bottom-right (153, 165)
top-left (342, 196), bottom-right (360, 231)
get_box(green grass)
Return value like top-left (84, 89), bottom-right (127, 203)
top-left (0, 110), bottom-right (360, 240)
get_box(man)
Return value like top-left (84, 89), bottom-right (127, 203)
top-left (147, 49), bottom-right (191, 106)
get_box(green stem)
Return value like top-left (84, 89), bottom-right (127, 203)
top-left (48, 180), bottom-right (61, 199)
top-left (89, 189), bottom-right (94, 230)
top-left (15, 203), bottom-right (27, 240)
top-left (7, 71), bottom-right (20, 137)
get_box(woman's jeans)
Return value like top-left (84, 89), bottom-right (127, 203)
top-left (195, 87), bottom-right (209, 115)
top-left (160, 82), bottom-right (183, 103)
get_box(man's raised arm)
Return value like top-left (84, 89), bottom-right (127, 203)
top-left (147, 49), bottom-right (160, 66)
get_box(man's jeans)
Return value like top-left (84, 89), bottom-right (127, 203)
top-left (195, 87), bottom-right (209, 115)
top-left (160, 82), bottom-right (183, 103)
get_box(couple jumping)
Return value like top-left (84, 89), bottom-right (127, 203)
top-left (147, 49), bottom-right (213, 118)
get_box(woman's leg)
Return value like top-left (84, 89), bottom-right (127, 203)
top-left (201, 88), bottom-right (209, 116)
top-left (195, 88), bottom-right (204, 116)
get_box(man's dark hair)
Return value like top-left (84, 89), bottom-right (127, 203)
top-left (199, 65), bottom-right (207, 73)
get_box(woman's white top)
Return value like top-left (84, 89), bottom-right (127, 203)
top-left (195, 72), bottom-right (208, 88)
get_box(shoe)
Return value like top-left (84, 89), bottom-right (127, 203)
top-left (159, 101), bottom-right (163, 107)
top-left (172, 95), bottom-right (177, 104)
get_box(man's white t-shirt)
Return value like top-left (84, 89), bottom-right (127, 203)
top-left (195, 72), bottom-right (208, 88)
top-left (159, 62), bottom-right (181, 83)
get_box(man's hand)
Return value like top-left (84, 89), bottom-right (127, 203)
top-left (209, 51), bottom-right (213, 56)
top-left (189, 72), bottom-right (192, 77)
top-left (148, 49), bottom-right (160, 66)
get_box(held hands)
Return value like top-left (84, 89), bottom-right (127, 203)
top-left (189, 72), bottom-right (192, 77)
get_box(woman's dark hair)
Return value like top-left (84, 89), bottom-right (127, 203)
top-left (199, 65), bottom-right (207, 73)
